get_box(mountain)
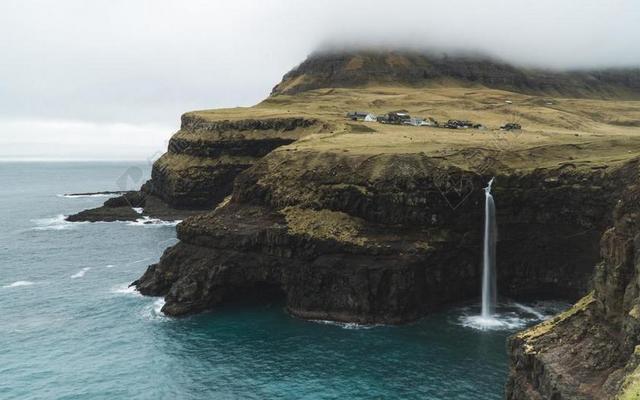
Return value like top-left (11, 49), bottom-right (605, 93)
top-left (272, 49), bottom-right (640, 99)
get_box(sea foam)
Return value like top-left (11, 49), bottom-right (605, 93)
top-left (111, 283), bottom-right (141, 297)
top-left (125, 217), bottom-right (181, 227)
top-left (32, 215), bottom-right (84, 231)
top-left (456, 301), bottom-right (562, 331)
top-left (311, 319), bottom-right (383, 330)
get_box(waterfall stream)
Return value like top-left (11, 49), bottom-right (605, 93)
top-left (459, 177), bottom-right (565, 331)
top-left (481, 178), bottom-right (497, 319)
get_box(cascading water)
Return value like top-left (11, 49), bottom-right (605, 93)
top-left (456, 177), bottom-right (564, 331)
top-left (481, 178), bottom-right (497, 319)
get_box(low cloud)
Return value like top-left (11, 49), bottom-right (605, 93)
top-left (0, 0), bottom-right (638, 159)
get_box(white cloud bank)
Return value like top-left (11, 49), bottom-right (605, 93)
top-left (0, 119), bottom-right (172, 161)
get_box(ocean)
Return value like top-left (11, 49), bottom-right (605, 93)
top-left (0, 162), bottom-right (564, 399)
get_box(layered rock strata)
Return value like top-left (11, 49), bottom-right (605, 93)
top-left (134, 149), bottom-right (635, 324)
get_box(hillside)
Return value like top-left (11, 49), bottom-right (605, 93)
top-left (272, 50), bottom-right (640, 99)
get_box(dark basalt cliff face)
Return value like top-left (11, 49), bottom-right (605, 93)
top-left (143, 115), bottom-right (319, 209)
top-left (506, 161), bottom-right (640, 399)
top-left (272, 50), bottom-right (640, 99)
top-left (134, 149), bottom-right (633, 324)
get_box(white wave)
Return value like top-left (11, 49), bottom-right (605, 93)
top-left (139, 298), bottom-right (169, 321)
top-left (125, 217), bottom-right (181, 227)
top-left (31, 215), bottom-right (84, 231)
top-left (57, 193), bottom-right (119, 198)
top-left (311, 319), bottom-right (383, 330)
top-left (70, 267), bottom-right (91, 279)
top-left (110, 283), bottom-right (142, 297)
top-left (3, 280), bottom-right (35, 288)
top-left (105, 264), bottom-right (115, 268)
top-left (132, 207), bottom-right (144, 214)
top-left (153, 298), bottom-right (166, 315)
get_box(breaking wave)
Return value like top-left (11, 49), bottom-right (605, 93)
top-left (110, 283), bottom-right (141, 297)
top-left (70, 267), bottom-right (91, 279)
top-left (153, 298), bottom-right (166, 315)
top-left (3, 281), bottom-right (35, 288)
top-left (139, 298), bottom-right (169, 322)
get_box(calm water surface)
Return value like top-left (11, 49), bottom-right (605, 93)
top-left (0, 162), bottom-right (560, 399)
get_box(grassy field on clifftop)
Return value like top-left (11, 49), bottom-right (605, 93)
top-left (184, 85), bottom-right (640, 172)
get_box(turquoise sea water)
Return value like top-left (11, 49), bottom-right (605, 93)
top-left (1, 162), bottom-right (563, 400)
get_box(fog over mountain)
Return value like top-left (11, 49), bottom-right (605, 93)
top-left (1, 0), bottom-right (639, 160)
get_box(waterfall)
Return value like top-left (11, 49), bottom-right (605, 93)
top-left (481, 178), bottom-right (497, 318)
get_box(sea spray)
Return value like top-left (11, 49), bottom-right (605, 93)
top-left (481, 178), bottom-right (497, 318)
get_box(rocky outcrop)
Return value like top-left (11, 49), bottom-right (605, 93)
top-left (133, 148), bottom-right (635, 322)
top-left (65, 191), bottom-right (203, 222)
top-left (506, 161), bottom-right (640, 399)
top-left (272, 50), bottom-right (640, 99)
top-left (142, 116), bottom-right (320, 210)
top-left (67, 115), bottom-right (323, 222)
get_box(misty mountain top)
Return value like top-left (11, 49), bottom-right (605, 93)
top-left (271, 49), bottom-right (640, 99)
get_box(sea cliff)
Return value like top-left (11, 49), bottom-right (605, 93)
top-left (69, 49), bottom-right (640, 398)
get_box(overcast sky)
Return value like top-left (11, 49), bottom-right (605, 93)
top-left (1, 0), bottom-right (639, 160)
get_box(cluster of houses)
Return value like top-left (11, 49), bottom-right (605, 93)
top-left (346, 111), bottom-right (488, 130)
top-left (346, 111), bottom-right (521, 131)
top-left (346, 111), bottom-right (437, 127)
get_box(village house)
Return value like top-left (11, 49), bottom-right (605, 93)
top-left (346, 111), bottom-right (377, 122)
